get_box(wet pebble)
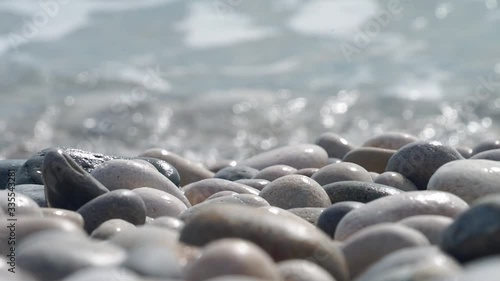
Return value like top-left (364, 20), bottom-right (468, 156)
top-left (311, 162), bottom-right (373, 186)
top-left (183, 178), bottom-right (259, 205)
top-left (317, 201), bottom-right (364, 238)
top-left (146, 216), bottom-right (185, 231)
top-left (134, 156), bottom-right (181, 186)
top-left (90, 219), bottom-right (136, 240)
top-left (41, 208), bottom-right (84, 227)
top-left (132, 187), bottom-right (188, 218)
top-left (214, 165), bottom-right (259, 181)
top-left (398, 215), bottom-right (453, 245)
top-left (362, 132), bottom-right (418, 150)
top-left (234, 179), bottom-right (269, 191)
top-left (205, 190), bottom-right (239, 200)
top-left (342, 147), bottom-right (396, 173)
top-left (240, 144), bottom-right (328, 170)
top-left (315, 133), bottom-right (355, 159)
top-left (323, 181), bottom-right (402, 204)
top-left (374, 171), bottom-right (418, 191)
top-left (252, 165), bottom-right (297, 181)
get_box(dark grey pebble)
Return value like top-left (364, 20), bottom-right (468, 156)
top-left (234, 179), bottom-right (270, 191)
top-left (470, 148), bottom-right (500, 161)
top-left (124, 246), bottom-right (182, 279)
top-left (42, 148), bottom-right (109, 210)
top-left (456, 146), bottom-right (474, 159)
top-left (134, 157), bottom-right (181, 186)
top-left (323, 181), bottom-right (402, 204)
top-left (288, 207), bottom-right (325, 225)
top-left (214, 165), bottom-right (259, 181)
top-left (315, 133), bottom-right (355, 159)
top-left (374, 172), bottom-right (418, 191)
top-left (77, 189), bottom-right (146, 233)
top-left (0, 159), bottom-right (25, 189)
top-left (317, 201), bottom-right (364, 238)
top-left (15, 184), bottom-right (47, 207)
top-left (385, 140), bottom-right (463, 190)
top-left (473, 140), bottom-right (500, 155)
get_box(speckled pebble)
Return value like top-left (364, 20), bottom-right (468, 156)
top-left (311, 162), bottom-right (373, 186)
top-left (374, 172), bottom-right (418, 191)
top-left (323, 181), bottom-right (402, 204)
top-left (90, 219), bottom-right (136, 240)
top-left (252, 165), bottom-right (297, 181)
top-left (398, 215), bottom-right (453, 245)
top-left (214, 165), bottom-right (259, 181)
top-left (183, 178), bottom-right (259, 205)
top-left (240, 144), bottom-right (328, 170)
top-left (343, 147), bottom-right (396, 173)
top-left (315, 133), bottom-right (355, 159)
top-left (362, 132), bottom-right (418, 150)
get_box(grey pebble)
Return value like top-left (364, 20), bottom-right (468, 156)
top-left (287, 207), bottom-right (325, 225)
top-left (323, 181), bottom-right (402, 204)
top-left (240, 144), bottom-right (328, 170)
top-left (278, 259), bottom-right (335, 281)
top-left (252, 165), bottom-right (297, 181)
top-left (234, 179), bottom-right (270, 191)
top-left (90, 219), bottom-right (137, 240)
top-left (374, 172), bottom-right (418, 191)
top-left (214, 165), bottom-right (259, 181)
top-left (317, 201), bottom-right (364, 239)
top-left (15, 184), bottom-right (47, 207)
top-left (183, 178), bottom-right (259, 205)
top-left (132, 187), bottom-right (188, 218)
top-left (311, 162), bottom-right (373, 186)
top-left (398, 215), bottom-right (453, 245)
top-left (315, 133), bottom-right (355, 159)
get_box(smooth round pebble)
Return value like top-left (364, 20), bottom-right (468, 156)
top-left (428, 159), bottom-right (500, 203)
top-left (183, 178), bottom-right (259, 205)
top-left (134, 156), bottom-right (181, 186)
top-left (61, 267), bottom-right (140, 281)
top-left (369, 172), bottom-right (379, 181)
top-left (41, 208), bottom-right (84, 227)
top-left (472, 140), bottom-right (500, 155)
top-left (209, 160), bottom-right (238, 173)
top-left (444, 256), bottom-right (500, 281)
top-left (147, 216), bottom-right (185, 231)
top-left (252, 165), bottom-right (297, 181)
top-left (132, 187), bottom-right (188, 218)
top-left (234, 179), bottom-right (270, 191)
top-left (317, 201), bottom-right (364, 239)
top-left (214, 166), bottom-right (259, 181)
top-left (335, 191), bottom-right (469, 241)
top-left (374, 172), bottom-right (418, 191)
top-left (109, 226), bottom-right (179, 251)
top-left (124, 246), bottom-right (182, 279)
top-left (456, 146), bottom-right (474, 159)
top-left (15, 184), bottom-right (47, 207)
top-left (470, 148), bottom-right (500, 161)
top-left (77, 189), bottom-right (147, 233)
top-left (240, 144), bottom-right (328, 170)
top-left (294, 168), bottom-right (319, 177)
top-left (312, 162), bottom-right (372, 186)
top-left (398, 215), bottom-right (453, 245)
top-left (205, 191), bottom-right (239, 200)
top-left (277, 259), bottom-right (335, 281)
top-left (385, 140), bottom-right (464, 190)
top-left (0, 190), bottom-right (42, 217)
top-left (287, 208), bottom-right (325, 225)
top-left (341, 223), bottom-right (430, 278)
top-left (315, 133), bottom-right (355, 159)
top-left (259, 175), bottom-right (331, 209)
top-left (323, 181), bottom-right (402, 204)
top-left (90, 219), bottom-right (136, 240)
top-left (342, 147), bottom-right (396, 173)
top-left (362, 132), bottom-right (418, 150)
top-left (184, 239), bottom-right (281, 281)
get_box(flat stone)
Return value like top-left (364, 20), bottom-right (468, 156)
top-left (0, 159), bottom-right (25, 189)
top-left (124, 246), bottom-right (182, 279)
top-left (317, 201), bottom-right (364, 238)
top-left (287, 207), bottom-right (324, 225)
top-left (341, 223), bottom-right (429, 278)
top-left (214, 166), bottom-right (259, 181)
top-left (356, 246), bottom-right (461, 281)
top-left (184, 239), bottom-right (281, 281)
top-left (77, 189), bottom-right (147, 233)
top-left (294, 168), bottom-right (319, 177)
top-left (240, 144), bottom-right (328, 170)
top-left (470, 148), bottom-right (500, 161)
top-left (252, 165), bottom-right (297, 181)
top-left (0, 190), bottom-right (42, 217)
top-left (441, 195), bottom-right (500, 262)
top-left (146, 216), bottom-right (185, 231)
top-left (473, 140), bottom-right (500, 155)
top-left (183, 178), bottom-right (259, 205)
top-left (385, 140), bottom-right (463, 190)
top-left (456, 146), bottom-right (474, 159)
top-left (132, 187), bottom-right (187, 218)
top-left (134, 157), bottom-right (181, 186)
top-left (428, 159), bottom-right (500, 203)
top-left (374, 172), bottom-right (418, 191)
top-left (342, 147), bottom-right (395, 174)
top-left (90, 219), bottom-right (136, 240)
top-left (90, 159), bottom-right (190, 207)
top-left (15, 184), bottom-right (47, 207)
top-left (277, 259), bottom-right (335, 281)
top-left (139, 148), bottom-right (214, 186)
top-left (362, 132), bottom-right (418, 150)
top-left (398, 215), bottom-right (453, 245)
top-left (323, 181), bottom-right (402, 204)
top-left (314, 133), bottom-right (355, 159)
top-left (335, 191), bottom-right (469, 241)
top-left (234, 179), bottom-right (269, 191)
top-left (41, 208), bottom-right (84, 228)
top-left (259, 175), bottom-right (331, 209)
top-left (311, 162), bottom-right (373, 186)
top-left (179, 204), bottom-right (349, 281)
top-left (42, 148), bottom-right (109, 210)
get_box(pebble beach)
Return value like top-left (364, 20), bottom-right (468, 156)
top-left (1, 133), bottom-right (500, 281)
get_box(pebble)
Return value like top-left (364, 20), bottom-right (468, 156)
top-left (287, 207), bottom-right (325, 225)
top-left (341, 223), bottom-right (429, 278)
top-left (77, 189), bottom-right (147, 233)
top-left (369, 172), bottom-right (379, 180)
top-left (90, 159), bottom-right (190, 207)
top-left (342, 147), bottom-right (396, 173)
top-left (294, 168), bottom-right (319, 177)
top-left (0, 159), bottom-right (25, 189)
top-left (323, 181), bottom-right (402, 204)
top-left (427, 159), bottom-right (500, 203)
top-left (0, 190), bottom-right (42, 217)
top-left (240, 144), bottom-right (329, 170)
top-left (317, 201), bottom-right (364, 238)
top-left (41, 148), bottom-right (109, 210)
top-left (17, 231), bottom-right (126, 281)
top-left (183, 178), bottom-right (259, 205)
top-left (335, 191), bottom-right (469, 241)
top-left (109, 226), bottom-right (179, 251)
top-left (132, 187), bottom-right (188, 218)
top-left (374, 171), bottom-right (418, 191)
top-left (385, 140), bottom-right (464, 190)
top-left (362, 132), bottom-right (418, 150)
top-left (204, 277), bottom-right (270, 281)
top-left (252, 165), bottom-right (297, 181)
top-left (327, 158), bottom-right (342, 164)
top-left (205, 190), bottom-right (239, 200)
top-left (311, 162), bottom-right (373, 186)
top-left (90, 219), bottom-right (136, 240)
top-left (277, 259), bottom-right (335, 281)
top-left (146, 216), bottom-right (185, 231)
top-left (124, 246), bottom-right (182, 279)
top-left (470, 148), bottom-right (500, 161)
top-left (139, 148), bottom-right (214, 186)
top-left (472, 140), bottom-right (500, 155)
top-left (314, 133), bottom-right (355, 159)
top-left (208, 159), bottom-right (238, 173)
top-left (446, 256), bottom-right (500, 281)
top-left (259, 175), bottom-right (331, 209)
top-left (184, 239), bottom-right (281, 281)
top-left (456, 146), bottom-right (474, 159)
top-left (61, 267), bottom-right (140, 281)
top-left (41, 208), bottom-right (85, 227)
top-left (356, 246), bottom-right (461, 281)
top-left (440, 194), bottom-right (500, 262)
top-left (234, 179), bottom-right (270, 191)
top-left (134, 156), bottom-right (181, 186)
top-left (179, 204), bottom-right (349, 281)
top-left (15, 184), bottom-right (47, 207)
top-left (214, 165), bottom-right (259, 181)
top-left (398, 215), bottom-right (453, 245)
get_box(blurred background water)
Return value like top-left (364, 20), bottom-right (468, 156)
top-left (0, 0), bottom-right (499, 165)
